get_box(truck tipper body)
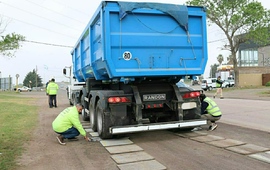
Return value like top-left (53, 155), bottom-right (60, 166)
top-left (64, 1), bottom-right (208, 139)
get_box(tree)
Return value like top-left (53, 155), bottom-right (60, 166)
top-left (210, 63), bottom-right (219, 78)
top-left (217, 54), bottom-right (224, 65)
top-left (0, 18), bottom-right (25, 57)
top-left (23, 69), bottom-right (43, 88)
top-left (187, 0), bottom-right (270, 86)
top-left (227, 55), bottom-right (233, 65)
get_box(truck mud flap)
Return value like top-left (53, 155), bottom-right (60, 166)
top-left (109, 119), bottom-right (206, 134)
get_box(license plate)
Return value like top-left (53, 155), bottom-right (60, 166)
top-left (143, 94), bottom-right (166, 101)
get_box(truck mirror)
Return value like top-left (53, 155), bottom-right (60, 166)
top-left (63, 68), bottom-right (66, 75)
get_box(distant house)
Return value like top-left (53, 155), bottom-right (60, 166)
top-left (238, 40), bottom-right (270, 86)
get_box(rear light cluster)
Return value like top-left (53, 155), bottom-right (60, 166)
top-left (146, 103), bottom-right (163, 109)
top-left (108, 97), bottom-right (130, 103)
top-left (182, 91), bottom-right (201, 99)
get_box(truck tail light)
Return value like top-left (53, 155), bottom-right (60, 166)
top-left (108, 97), bottom-right (130, 103)
top-left (146, 103), bottom-right (163, 109)
top-left (182, 92), bottom-right (201, 99)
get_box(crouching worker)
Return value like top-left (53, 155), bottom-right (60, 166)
top-left (52, 104), bottom-right (89, 145)
top-left (199, 94), bottom-right (222, 131)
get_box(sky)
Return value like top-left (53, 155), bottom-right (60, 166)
top-left (0, 0), bottom-right (269, 84)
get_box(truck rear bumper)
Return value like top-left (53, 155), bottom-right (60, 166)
top-left (110, 119), bottom-right (206, 134)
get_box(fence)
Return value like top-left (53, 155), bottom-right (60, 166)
top-left (0, 77), bottom-right (13, 91)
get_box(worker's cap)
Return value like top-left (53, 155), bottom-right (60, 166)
top-left (199, 94), bottom-right (206, 100)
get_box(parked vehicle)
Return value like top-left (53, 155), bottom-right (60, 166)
top-left (64, 1), bottom-right (208, 139)
top-left (191, 79), bottom-right (200, 85)
top-left (201, 78), bottom-right (217, 91)
top-left (15, 86), bottom-right (32, 92)
top-left (222, 79), bottom-right (235, 88)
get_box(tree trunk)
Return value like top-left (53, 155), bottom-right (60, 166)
top-left (232, 51), bottom-right (239, 87)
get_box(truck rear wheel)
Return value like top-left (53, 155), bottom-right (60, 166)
top-left (96, 100), bottom-right (112, 139)
top-left (89, 99), bottom-right (97, 132)
top-left (81, 108), bottom-right (89, 121)
top-left (81, 95), bottom-right (89, 121)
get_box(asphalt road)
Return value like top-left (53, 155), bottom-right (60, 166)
top-left (126, 93), bottom-right (270, 170)
top-left (15, 88), bottom-right (270, 170)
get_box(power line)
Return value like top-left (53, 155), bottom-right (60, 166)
top-left (52, 0), bottom-right (91, 16)
top-left (208, 38), bottom-right (227, 43)
top-left (24, 39), bottom-right (73, 48)
top-left (1, 14), bottom-right (77, 39)
top-left (23, 0), bottom-right (86, 25)
top-left (1, 1), bottom-right (81, 31)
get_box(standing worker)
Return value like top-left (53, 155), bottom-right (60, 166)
top-left (46, 78), bottom-right (59, 108)
top-left (52, 104), bottom-right (89, 145)
top-left (213, 76), bottom-right (224, 99)
top-left (45, 80), bottom-right (51, 105)
top-left (199, 94), bottom-right (222, 131)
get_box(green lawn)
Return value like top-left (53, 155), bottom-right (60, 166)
top-left (0, 92), bottom-right (38, 170)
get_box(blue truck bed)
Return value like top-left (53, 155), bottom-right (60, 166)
top-left (71, 1), bottom-right (208, 82)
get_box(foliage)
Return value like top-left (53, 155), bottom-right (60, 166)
top-left (217, 54), bottom-right (223, 65)
top-left (186, 0), bottom-right (270, 87)
top-left (23, 69), bottom-right (43, 87)
top-left (0, 92), bottom-right (38, 170)
top-left (209, 63), bottom-right (219, 78)
top-left (0, 33), bottom-right (25, 57)
top-left (265, 81), bottom-right (270, 87)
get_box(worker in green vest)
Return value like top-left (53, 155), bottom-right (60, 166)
top-left (199, 93), bottom-right (222, 131)
top-left (213, 76), bottom-right (224, 99)
top-left (52, 104), bottom-right (90, 145)
top-left (46, 78), bottom-right (59, 108)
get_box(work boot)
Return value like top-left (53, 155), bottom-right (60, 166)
top-left (191, 127), bottom-right (203, 131)
top-left (56, 135), bottom-right (66, 145)
top-left (209, 123), bottom-right (218, 131)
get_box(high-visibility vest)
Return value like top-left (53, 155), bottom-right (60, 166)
top-left (204, 97), bottom-right (222, 116)
top-left (47, 82), bottom-right (58, 95)
top-left (216, 79), bottom-right (222, 88)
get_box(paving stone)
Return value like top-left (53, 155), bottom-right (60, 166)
top-left (89, 132), bottom-right (99, 137)
top-left (206, 139), bottom-right (246, 148)
top-left (100, 138), bottom-right (133, 147)
top-left (118, 160), bottom-right (166, 170)
top-left (248, 151), bottom-right (270, 164)
top-left (90, 136), bottom-right (102, 142)
top-left (106, 144), bottom-right (143, 154)
top-left (83, 126), bottom-right (91, 129)
top-left (176, 131), bottom-right (207, 138)
top-left (226, 144), bottom-right (270, 155)
top-left (85, 128), bottom-right (93, 133)
top-left (190, 135), bottom-right (225, 142)
top-left (111, 151), bottom-right (154, 164)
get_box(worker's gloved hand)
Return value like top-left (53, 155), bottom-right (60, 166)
top-left (84, 136), bottom-right (92, 142)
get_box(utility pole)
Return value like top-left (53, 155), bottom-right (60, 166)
top-left (36, 65), bottom-right (38, 89)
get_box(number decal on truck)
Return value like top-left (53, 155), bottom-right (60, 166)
top-left (123, 51), bottom-right (132, 61)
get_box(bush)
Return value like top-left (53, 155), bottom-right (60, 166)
top-left (265, 81), bottom-right (270, 87)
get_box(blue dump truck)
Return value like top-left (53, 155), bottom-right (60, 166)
top-left (63, 1), bottom-right (208, 139)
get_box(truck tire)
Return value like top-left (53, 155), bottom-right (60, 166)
top-left (96, 100), bottom-right (112, 139)
top-left (89, 100), bottom-right (97, 132)
top-left (69, 99), bottom-right (73, 106)
top-left (81, 108), bottom-right (89, 121)
top-left (81, 95), bottom-right (89, 121)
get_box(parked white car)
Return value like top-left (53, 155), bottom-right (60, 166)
top-left (201, 78), bottom-right (216, 91)
top-left (16, 86), bottom-right (32, 92)
top-left (222, 80), bottom-right (235, 88)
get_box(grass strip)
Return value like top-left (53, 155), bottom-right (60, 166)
top-left (0, 92), bottom-right (38, 170)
